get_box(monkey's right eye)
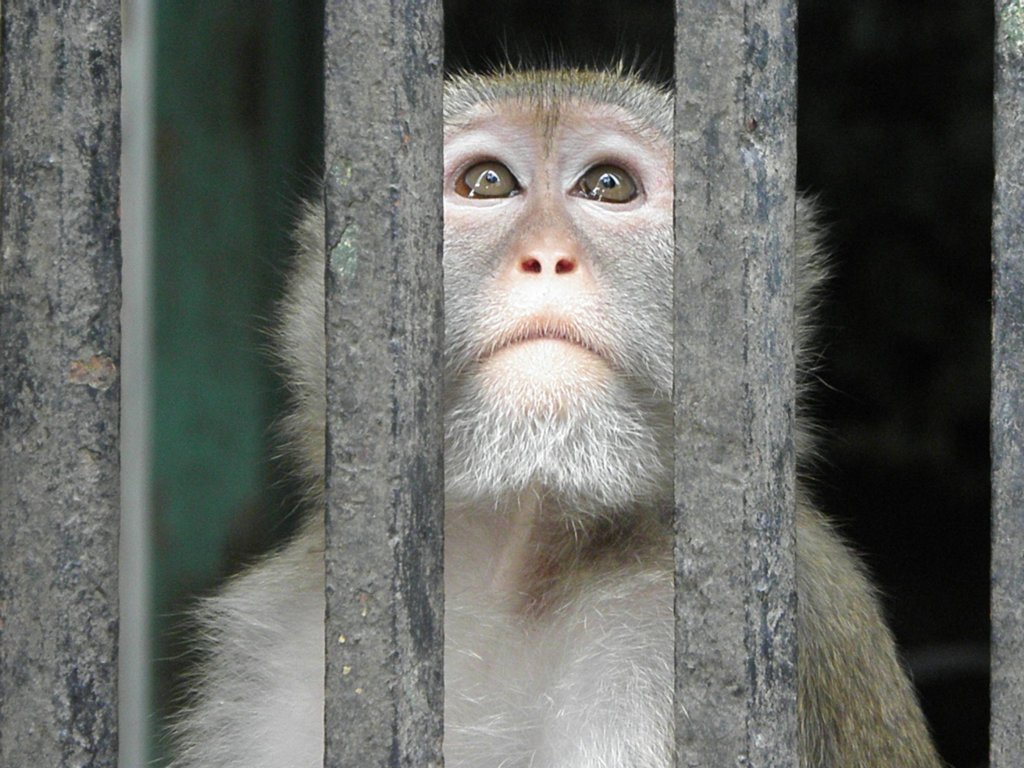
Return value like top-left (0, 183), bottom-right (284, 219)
top-left (455, 161), bottom-right (520, 198)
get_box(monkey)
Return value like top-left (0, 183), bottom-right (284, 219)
top-left (168, 69), bottom-right (944, 768)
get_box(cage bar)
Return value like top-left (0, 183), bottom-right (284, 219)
top-left (0, 1), bottom-right (122, 766)
top-left (321, 1), bottom-right (445, 765)
top-left (672, 0), bottom-right (799, 764)
top-left (991, 1), bottom-right (1024, 763)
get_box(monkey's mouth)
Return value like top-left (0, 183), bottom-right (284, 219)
top-left (468, 317), bottom-right (616, 412)
top-left (481, 318), bottom-right (607, 363)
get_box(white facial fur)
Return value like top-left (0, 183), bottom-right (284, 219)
top-left (442, 100), bottom-right (675, 513)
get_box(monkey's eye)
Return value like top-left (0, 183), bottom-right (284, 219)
top-left (455, 161), bottom-right (520, 198)
top-left (575, 164), bottom-right (638, 203)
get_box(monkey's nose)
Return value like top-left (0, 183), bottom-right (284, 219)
top-left (503, 228), bottom-right (596, 294)
top-left (512, 227), bottom-right (586, 277)
top-left (519, 254), bottom-right (578, 275)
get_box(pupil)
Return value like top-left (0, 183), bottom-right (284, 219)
top-left (483, 170), bottom-right (499, 184)
top-left (600, 173), bottom-right (617, 189)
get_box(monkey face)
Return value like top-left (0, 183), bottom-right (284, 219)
top-left (441, 94), bottom-right (674, 511)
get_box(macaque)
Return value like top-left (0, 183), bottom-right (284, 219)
top-left (169, 70), bottom-right (943, 768)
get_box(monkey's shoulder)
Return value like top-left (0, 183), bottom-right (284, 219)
top-left (168, 524), bottom-right (324, 768)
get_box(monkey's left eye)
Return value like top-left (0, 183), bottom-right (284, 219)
top-left (575, 164), bottom-right (638, 203)
top-left (455, 161), bottom-right (520, 198)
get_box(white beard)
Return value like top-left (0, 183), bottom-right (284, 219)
top-left (443, 366), bottom-right (672, 515)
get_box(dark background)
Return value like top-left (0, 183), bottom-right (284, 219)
top-left (152, 1), bottom-right (992, 765)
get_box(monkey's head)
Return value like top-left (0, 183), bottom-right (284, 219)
top-left (280, 70), bottom-right (822, 517)
top-left (441, 70), bottom-right (676, 515)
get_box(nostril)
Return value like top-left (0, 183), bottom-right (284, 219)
top-left (521, 257), bottom-right (542, 274)
top-left (555, 258), bottom-right (576, 275)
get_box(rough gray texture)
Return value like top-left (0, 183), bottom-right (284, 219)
top-left (672, 0), bottom-right (799, 765)
top-left (321, 1), bottom-right (444, 766)
top-left (0, 1), bottom-right (121, 766)
top-left (991, 1), bottom-right (1024, 763)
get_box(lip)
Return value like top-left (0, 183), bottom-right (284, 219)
top-left (479, 317), bottom-right (606, 362)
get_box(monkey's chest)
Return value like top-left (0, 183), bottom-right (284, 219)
top-left (442, 566), bottom-right (674, 768)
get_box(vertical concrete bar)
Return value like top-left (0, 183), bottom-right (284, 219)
top-left (991, 1), bottom-right (1024, 763)
top-left (0, 1), bottom-right (121, 766)
top-left (672, 0), bottom-right (799, 765)
top-left (321, 1), bottom-right (444, 766)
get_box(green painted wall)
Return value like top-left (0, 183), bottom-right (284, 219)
top-left (151, 1), bottom-right (321, 760)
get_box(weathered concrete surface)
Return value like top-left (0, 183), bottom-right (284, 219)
top-left (0, 1), bottom-right (121, 766)
top-left (991, 1), bottom-right (1024, 764)
top-left (672, 0), bottom-right (799, 765)
top-left (321, 1), bottom-right (444, 766)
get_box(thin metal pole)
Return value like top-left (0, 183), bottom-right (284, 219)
top-left (121, 0), bottom-right (156, 764)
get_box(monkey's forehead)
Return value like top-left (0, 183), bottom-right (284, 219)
top-left (444, 70), bottom-right (672, 142)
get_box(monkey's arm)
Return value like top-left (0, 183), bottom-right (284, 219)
top-left (796, 500), bottom-right (944, 768)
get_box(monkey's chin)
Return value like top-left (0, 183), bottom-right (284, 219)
top-left (476, 339), bottom-right (611, 416)
top-left (443, 347), bottom-right (673, 514)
